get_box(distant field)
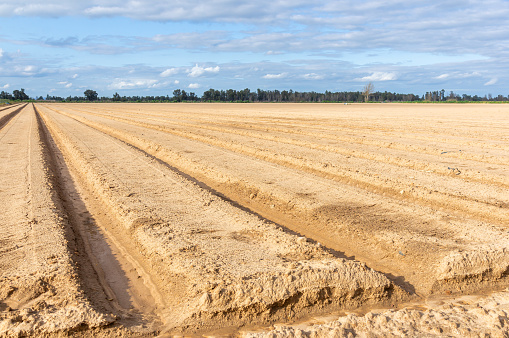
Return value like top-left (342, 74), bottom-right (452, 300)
top-left (1, 102), bottom-right (508, 336)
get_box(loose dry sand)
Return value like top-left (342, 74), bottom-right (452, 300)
top-left (1, 102), bottom-right (508, 336)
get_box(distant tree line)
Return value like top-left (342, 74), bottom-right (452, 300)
top-left (201, 87), bottom-right (425, 102)
top-left (0, 88), bottom-right (30, 101)
top-left (46, 88), bottom-right (509, 103)
top-left (2, 87), bottom-right (509, 103)
top-left (423, 89), bottom-right (509, 102)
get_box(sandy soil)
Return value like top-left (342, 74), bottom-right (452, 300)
top-left (243, 288), bottom-right (509, 337)
top-left (0, 104), bottom-right (113, 336)
top-left (1, 102), bottom-right (508, 336)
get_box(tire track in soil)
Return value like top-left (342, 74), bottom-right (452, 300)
top-left (34, 104), bottom-right (164, 334)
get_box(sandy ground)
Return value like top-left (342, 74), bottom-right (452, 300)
top-left (1, 102), bottom-right (508, 336)
top-left (243, 288), bottom-right (509, 337)
top-left (0, 104), bottom-right (113, 336)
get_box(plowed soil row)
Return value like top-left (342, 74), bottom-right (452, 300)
top-left (37, 103), bottom-right (509, 297)
top-left (0, 104), bottom-right (115, 336)
top-left (3, 102), bottom-right (508, 335)
top-left (0, 103), bottom-right (26, 130)
top-left (22, 104), bottom-right (407, 335)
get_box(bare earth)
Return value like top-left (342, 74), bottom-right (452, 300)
top-left (0, 102), bottom-right (508, 336)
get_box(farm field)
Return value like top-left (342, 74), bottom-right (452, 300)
top-left (1, 102), bottom-right (509, 336)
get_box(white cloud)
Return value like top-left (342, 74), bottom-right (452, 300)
top-left (0, 1), bottom-right (506, 64)
top-left (160, 68), bottom-right (179, 77)
top-left (436, 72), bottom-right (481, 80)
top-left (266, 50), bottom-right (283, 55)
top-left (436, 74), bottom-right (449, 79)
top-left (263, 73), bottom-right (287, 79)
top-left (484, 78), bottom-right (498, 86)
top-left (58, 81), bottom-right (73, 88)
top-left (188, 83), bottom-right (200, 89)
top-left (0, 1), bottom-right (311, 23)
top-left (303, 73), bottom-right (324, 80)
top-left (2, 84), bottom-right (9, 89)
top-left (187, 65), bottom-right (220, 77)
top-left (13, 65), bottom-right (37, 76)
top-left (458, 72), bottom-right (481, 78)
top-left (1, 0), bottom-right (508, 97)
top-left (108, 79), bottom-right (158, 90)
top-left (358, 72), bottom-right (397, 81)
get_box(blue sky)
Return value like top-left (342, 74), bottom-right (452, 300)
top-left (0, 0), bottom-right (507, 98)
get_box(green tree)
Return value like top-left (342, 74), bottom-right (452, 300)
top-left (172, 89), bottom-right (182, 102)
top-left (84, 89), bottom-right (98, 101)
top-left (0, 91), bottom-right (13, 100)
top-left (13, 88), bottom-right (29, 100)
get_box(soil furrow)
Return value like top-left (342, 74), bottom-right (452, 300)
top-left (59, 106), bottom-right (509, 189)
top-left (0, 103), bottom-right (23, 113)
top-left (55, 104), bottom-right (509, 165)
top-left (6, 102), bottom-right (508, 336)
top-left (42, 104), bottom-right (508, 227)
top-left (67, 103), bottom-right (509, 153)
top-left (0, 103), bottom-right (27, 131)
top-left (65, 102), bottom-right (509, 139)
top-left (0, 104), bottom-right (114, 336)
top-left (34, 104), bottom-right (164, 334)
top-left (34, 104), bottom-right (509, 299)
top-left (35, 104), bottom-right (406, 334)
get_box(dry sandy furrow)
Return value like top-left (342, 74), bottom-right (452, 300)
top-left (35, 104), bottom-right (403, 334)
top-left (0, 103), bottom-right (23, 113)
top-left (45, 104), bottom-right (508, 227)
top-left (57, 106), bottom-right (509, 227)
top-left (60, 105), bottom-right (509, 189)
top-left (52, 103), bottom-right (509, 191)
top-left (175, 121), bottom-right (509, 189)
top-left (67, 103), bottom-right (509, 154)
top-left (53, 104), bottom-right (509, 212)
top-left (115, 114), bottom-right (509, 220)
top-left (37, 103), bottom-right (509, 298)
top-left (54, 104), bottom-right (509, 170)
top-left (0, 104), bottom-right (113, 336)
top-left (0, 103), bottom-right (26, 131)
top-left (243, 288), bottom-right (509, 337)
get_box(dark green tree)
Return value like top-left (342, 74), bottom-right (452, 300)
top-left (84, 89), bottom-right (98, 101)
top-left (172, 89), bottom-right (182, 102)
top-left (0, 91), bottom-right (13, 100)
top-left (13, 88), bottom-right (29, 100)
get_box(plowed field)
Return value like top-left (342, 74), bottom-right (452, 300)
top-left (1, 102), bottom-right (508, 336)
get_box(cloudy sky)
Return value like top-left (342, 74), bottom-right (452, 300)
top-left (0, 0), bottom-right (508, 98)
